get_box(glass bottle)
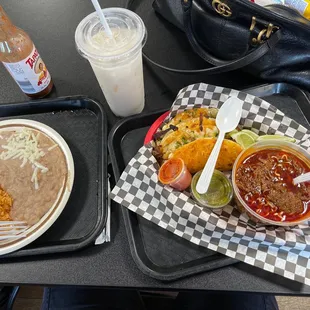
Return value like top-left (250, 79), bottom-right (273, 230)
top-left (0, 5), bottom-right (53, 98)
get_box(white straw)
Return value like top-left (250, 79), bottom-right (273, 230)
top-left (91, 0), bottom-right (113, 38)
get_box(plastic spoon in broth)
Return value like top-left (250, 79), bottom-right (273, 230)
top-left (293, 172), bottom-right (310, 185)
top-left (196, 97), bottom-right (243, 194)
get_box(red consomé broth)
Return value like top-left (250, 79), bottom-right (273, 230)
top-left (235, 149), bottom-right (310, 222)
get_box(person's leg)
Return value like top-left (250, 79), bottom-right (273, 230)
top-left (0, 286), bottom-right (16, 309)
top-left (174, 291), bottom-right (278, 310)
top-left (41, 287), bottom-right (145, 310)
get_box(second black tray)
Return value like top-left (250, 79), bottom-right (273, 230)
top-left (0, 96), bottom-right (108, 258)
top-left (109, 83), bottom-right (310, 281)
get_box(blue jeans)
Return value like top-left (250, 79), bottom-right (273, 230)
top-left (41, 287), bottom-right (279, 310)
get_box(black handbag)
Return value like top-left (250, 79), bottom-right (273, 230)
top-left (149, 0), bottom-right (310, 90)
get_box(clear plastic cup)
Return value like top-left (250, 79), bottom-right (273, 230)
top-left (75, 8), bottom-right (147, 117)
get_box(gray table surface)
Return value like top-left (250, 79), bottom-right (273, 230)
top-left (0, 0), bottom-right (310, 294)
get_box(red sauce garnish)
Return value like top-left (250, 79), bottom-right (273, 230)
top-left (236, 149), bottom-right (310, 222)
top-left (158, 158), bottom-right (192, 191)
top-left (159, 158), bottom-right (183, 183)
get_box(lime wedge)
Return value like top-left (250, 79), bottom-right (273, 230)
top-left (226, 129), bottom-right (239, 139)
top-left (239, 129), bottom-right (259, 141)
top-left (257, 135), bottom-right (296, 143)
top-left (229, 128), bottom-right (295, 148)
top-left (231, 132), bottom-right (256, 149)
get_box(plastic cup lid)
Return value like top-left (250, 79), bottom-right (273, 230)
top-left (75, 7), bottom-right (146, 62)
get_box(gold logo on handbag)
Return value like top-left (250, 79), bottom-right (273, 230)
top-left (212, 0), bottom-right (232, 17)
top-left (250, 17), bottom-right (279, 44)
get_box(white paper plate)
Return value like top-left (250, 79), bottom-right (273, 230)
top-left (0, 119), bottom-right (74, 256)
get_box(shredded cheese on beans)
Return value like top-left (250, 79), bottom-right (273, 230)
top-left (0, 129), bottom-right (48, 190)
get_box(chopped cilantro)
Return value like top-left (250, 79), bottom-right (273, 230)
top-left (175, 141), bottom-right (182, 149)
top-left (181, 136), bottom-right (188, 144)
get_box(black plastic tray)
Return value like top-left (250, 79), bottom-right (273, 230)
top-left (109, 83), bottom-right (310, 281)
top-left (0, 96), bottom-right (108, 258)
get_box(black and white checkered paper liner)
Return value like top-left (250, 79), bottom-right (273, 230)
top-left (111, 83), bottom-right (310, 285)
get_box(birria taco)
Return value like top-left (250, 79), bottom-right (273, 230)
top-left (153, 108), bottom-right (243, 173)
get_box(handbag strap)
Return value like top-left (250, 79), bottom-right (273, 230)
top-left (127, 0), bottom-right (281, 74)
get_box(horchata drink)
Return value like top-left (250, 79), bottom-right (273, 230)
top-left (75, 8), bottom-right (147, 117)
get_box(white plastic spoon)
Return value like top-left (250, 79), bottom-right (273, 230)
top-left (196, 97), bottom-right (244, 194)
top-left (293, 172), bottom-right (310, 185)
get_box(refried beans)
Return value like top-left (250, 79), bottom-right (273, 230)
top-left (0, 128), bottom-right (67, 225)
